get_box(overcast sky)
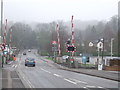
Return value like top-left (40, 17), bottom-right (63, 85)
top-left (1, 0), bottom-right (119, 23)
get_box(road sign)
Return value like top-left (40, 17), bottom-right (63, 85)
top-left (52, 41), bottom-right (57, 44)
top-left (66, 45), bottom-right (76, 52)
top-left (89, 42), bottom-right (93, 47)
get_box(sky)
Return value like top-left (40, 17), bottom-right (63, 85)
top-left (0, 0), bottom-right (119, 23)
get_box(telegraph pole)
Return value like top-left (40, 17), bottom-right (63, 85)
top-left (111, 38), bottom-right (114, 58)
top-left (101, 38), bottom-right (104, 64)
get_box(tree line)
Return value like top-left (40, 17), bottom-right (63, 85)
top-left (3, 15), bottom-right (119, 56)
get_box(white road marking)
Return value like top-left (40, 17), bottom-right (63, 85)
top-left (83, 87), bottom-right (90, 90)
top-left (69, 78), bottom-right (87, 84)
top-left (53, 74), bottom-right (63, 78)
top-left (40, 68), bottom-right (51, 73)
top-left (98, 86), bottom-right (103, 88)
top-left (27, 79), bottom-right (34, 88)
top-left (12, 65), bottom-right (15, 68)
top-left (64, 78), bottom-right (77, 84)
top-left (20, 71), bottom-right (34, 88)
top-left (14, 65), bottom-right (17, 68)
top-left (22, 76), bottom-right (32, 88)
top-left (86, 85), bottom-right (96, 88)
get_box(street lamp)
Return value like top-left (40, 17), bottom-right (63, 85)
top-left (111, 38), bottom-right (114, 58)
top-left (97, 38), bottom-right (105, 70)
top-left (100, 38), bottom-right (104, 64)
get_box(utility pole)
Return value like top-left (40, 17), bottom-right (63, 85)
top-left (111, 38), bottom-right (114, 58)
top-left (1, 0), bottom-right (3, 67)
top-left (101, 38), bottom-right (104, 64)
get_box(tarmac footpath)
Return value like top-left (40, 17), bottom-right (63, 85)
top-left (1, 60), bottom-right (25, 89)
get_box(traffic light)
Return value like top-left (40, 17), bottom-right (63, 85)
top-left (67, 46), bottom-right (75, 51)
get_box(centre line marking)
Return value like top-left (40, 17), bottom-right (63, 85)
top-left (53, 74), bottom-right (63, 78)
top-left (40, 68), bottom-right (51, 73)
top-left (69, 78), bottom-right (87, 84)
top-left (98, 86), bottom-right (103, 88)
top-left (64, 78), bottom-right (77, 84)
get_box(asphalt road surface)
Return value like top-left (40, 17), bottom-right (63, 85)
top-left (0, 68), bottom-right (2, 89)
top-left (15, 49), bottom-right (118, 89)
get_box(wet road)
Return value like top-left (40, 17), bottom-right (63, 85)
top-left (14, 49), bottom-right (119, 89)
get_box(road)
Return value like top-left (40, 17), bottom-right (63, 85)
top-left (0, 68), bottom-right (2, 89)
top-left (13, 49), bottom-right (119, 89)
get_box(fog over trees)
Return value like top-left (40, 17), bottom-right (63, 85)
top-left (2, 15), bottom-right (118, 56)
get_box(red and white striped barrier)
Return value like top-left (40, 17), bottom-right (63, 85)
top-left (56, 24), bottom-right (61, 56)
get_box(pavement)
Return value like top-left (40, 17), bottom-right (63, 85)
top-left (42, 58), bottom-right (120, 82)
top-left (1, 58), bottom-right (25, 88)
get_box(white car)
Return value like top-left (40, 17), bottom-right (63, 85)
top-left (62, 55), bottom-right (69, 60)
top-left (62, 55), bottom-right (69, 62)
top-left (28, 49), bottom-right (31, 52)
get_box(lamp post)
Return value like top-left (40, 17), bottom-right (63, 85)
top-left (111, 38), bottom-right (114, 58)
top-left (97, 38), bottom-right (104, 70)
top-left (101, 38), bottom-right (104, 64)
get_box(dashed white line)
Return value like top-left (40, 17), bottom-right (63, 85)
top-left (98, 86), bottom-right (103, 88)
top-left (12, 65), bottom-right (15, 68)
top-left (86, 85), bottom-right (96, 88)
top-left (14, 65), bottom-right (17, 68)
top-left (53, 74), bottom-right (63, 78)
top-left (40, 68), bottom-right (51, 73)
top-left (69, 78), bottom-right (87, 84)
top-left (64, 78), bottom-right (77, 84)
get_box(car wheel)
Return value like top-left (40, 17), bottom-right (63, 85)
top-left (25, 64), bottom-right (27, 66)
top-left (33, 65), bottom-right (35, 67)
